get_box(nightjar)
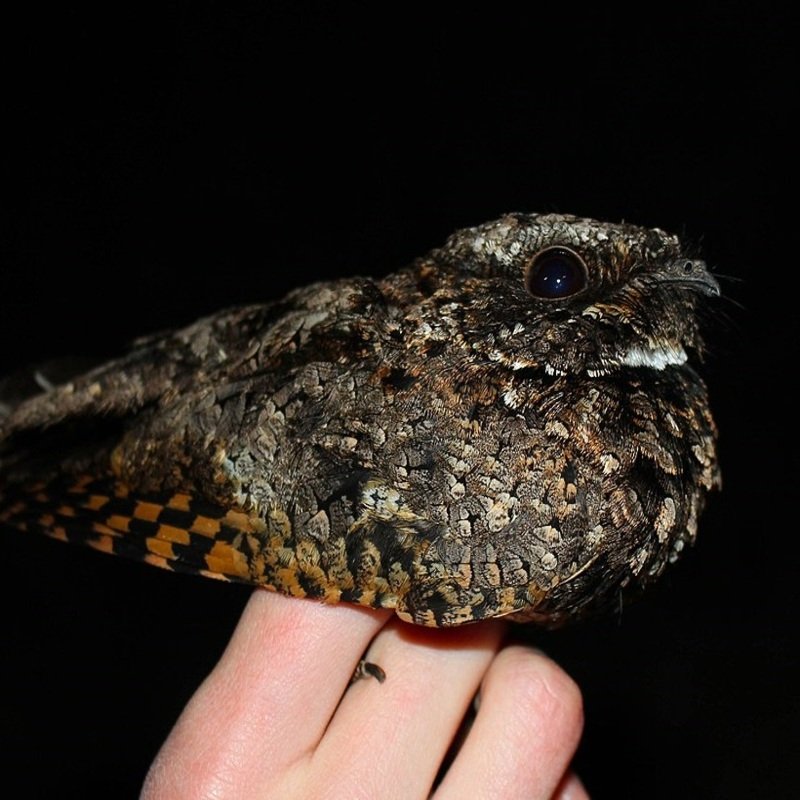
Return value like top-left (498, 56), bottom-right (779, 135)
top-left (0, 213), bottom-right (720, 627)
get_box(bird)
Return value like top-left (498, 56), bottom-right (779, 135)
top-left (0, 213), bottom-right (721, 627)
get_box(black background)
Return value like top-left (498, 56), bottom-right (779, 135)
top-left (3, 4), bottom-right (796, 797)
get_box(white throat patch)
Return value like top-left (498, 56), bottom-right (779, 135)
top-left (619, 345), bottom-right (688, 370)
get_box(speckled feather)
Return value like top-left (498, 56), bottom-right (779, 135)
top-left (0, 213), bottom-right (720, 626)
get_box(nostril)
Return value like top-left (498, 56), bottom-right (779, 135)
top-left (683, 260), bottom-right (694, 273)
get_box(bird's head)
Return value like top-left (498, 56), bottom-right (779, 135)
top-left (415, 213), bottom-right (719, 380)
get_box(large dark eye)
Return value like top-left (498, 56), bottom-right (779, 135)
top-left (524, 247), bottom-right (588, 299)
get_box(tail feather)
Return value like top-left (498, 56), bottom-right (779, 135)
top-left (0, 474), bottom-right (261, 584)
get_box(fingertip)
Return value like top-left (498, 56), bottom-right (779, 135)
top-left (554, 771), bottom-right (591, 800)
top-left (435, 643), bottom-right (585, 799)
top-left (483, 644), bottom-right (584, 738)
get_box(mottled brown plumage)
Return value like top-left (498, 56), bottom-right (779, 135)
top-left (0, 213), bottom-right (720, 626)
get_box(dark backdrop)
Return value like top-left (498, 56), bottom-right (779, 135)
top-left (3, 5), bottom-right (795, 797)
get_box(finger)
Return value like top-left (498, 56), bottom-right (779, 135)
top-left (435, 646), bottom-right (584, 800)
top-left (309, 618), bottom-right (507, 800)
top-left (142, 589), bottom-right (391, 800)
top-left (554, 771), bottom-right (591, 800)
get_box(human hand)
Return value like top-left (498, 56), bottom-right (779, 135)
top-left (141, 590), bottom-right (587, 799)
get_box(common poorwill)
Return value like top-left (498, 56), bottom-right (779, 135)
top-left (0, 213), bottom-right (720, 626)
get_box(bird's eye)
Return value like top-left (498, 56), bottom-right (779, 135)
top-left (524, 247), bottom-right (588, 299)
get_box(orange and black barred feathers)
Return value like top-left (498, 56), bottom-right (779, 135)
top-left (0, 474), bottom-right (292, 591)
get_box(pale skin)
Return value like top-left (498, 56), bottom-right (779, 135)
top-left (141, 590), bottom-right (589, 799)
